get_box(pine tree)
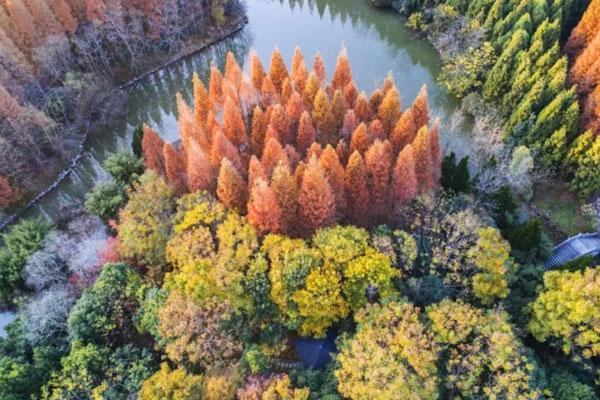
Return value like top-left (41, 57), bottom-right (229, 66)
top-left (249, 50), bottom-right (267, 90)
top-left (320, 145), bottom-right (347, 220)
top-left (390, 109), bottom-right (417, 154)
top-left (392, 144), bottom-right (418, 213)
top-left (261, 137), bottom-right (289, 177)
top-left (142, 125), bottom-right (166, 176)
top-left (250, 106), bottom-right (267, 157)
top-left (216, 158), bottom-right (247, 213)
top-left (225, 52), bottom-right (243, 89)
top-left (193, 73), bottom-right (209, 126)
top-left (344, 151), bottom-right (370, 227)
top-left (163, 143), bottom-right (187, 193)
top-left (297, 111), bottom-right (317, 154)
top-left (412, 126), bottom-right (433, 194)
top-left (412, 85), bottom-right (430, 130)
top-left (298, 158), bottom-right (336, 233)
top-left (378, 87), bottom-right (401, 135)
top-left (365, 140), bottom-right (392, 223)
top-left (248, 155), bottom-right (267, 190)
top-left (353, 92), bottom-right (372, 122)
top-left (312, 89), bottom-right (336, 144)
top-left (313, 52), bottom-right (326, 83)
top-left (350, 123), bottom-right (370, 155)
top-left (187, 140), bottom-right (213, 192)
top-left (247, 178), bottom-right (282, 234)
top-left (381, 72), bottom-right (395, 95)
top-left (222, 95), bottom-right (247, 147)
top-left (291, 46), bottom-right (309, 93)
top-left (271, 163), bottom-right (298, 235)
top-left (208, 65), bottom-right (224, 110)
top-left (332, 47), bottom-right (353, 91)
top-left (210, 129), bottom-right (242, 172)
top-left (269, 48), bottom-right (289, 93)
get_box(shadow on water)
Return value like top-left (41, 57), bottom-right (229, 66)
top-left (21, 0), bottom-right (466, 224)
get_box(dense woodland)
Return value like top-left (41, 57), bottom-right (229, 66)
top-left (0, 0), bottom-right (243, 211)
top-left (0, 0), bottom-right (600, 399)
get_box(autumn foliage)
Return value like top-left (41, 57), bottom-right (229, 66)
top-left (143, 47), bottom-right (442, 235)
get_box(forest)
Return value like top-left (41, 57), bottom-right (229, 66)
top-left (0, 0), bottom-right (599, 399)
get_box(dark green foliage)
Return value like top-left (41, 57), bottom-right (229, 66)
top-left (441, 152), bottom-right (471, 194)
top-left (555, 255), bottom-right (595, 272)
top-left (549, 371), bottom-right (597, 400)
top-left (131, 125), bottom-right (144, 158)
top-left (506, 219), bottom-right (552, 263)
top-left (0, 218), bottom-right (51, 304)
top-left (291, 364), bottom-right (341, 400)
top-left (103, 151), bottom-right (144, 186)
top-left (68, 263), bottom-right (145, 346)
top-left (100, 345), bottom-right (157, 400)
top-left (505, 264), bottom-right (544, 330)
top-left (489, 185), bottom-right (518, 230)
top-left (85, 181), bottom-right (127, 222)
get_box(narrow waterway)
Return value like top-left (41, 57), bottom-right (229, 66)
top-left (22, 0), bottom-right (463, 223)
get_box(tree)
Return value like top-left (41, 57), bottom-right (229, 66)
top-left (216, 158), bottom-right (247, 213)
top-left (47, 0), bottom-right (77, 33)
top-left (269, 48), bottom-right (289, 93)
top-left (377, 87), bottom-right (401, 135)
top-left (349, 123), bottom-right (370, 155)
top-left (247, 178), bottom-right (283, 234)
top-left (441, 152), bottom-right (470, 194)
top-left (353, 92), bottom-right (372, 122)
top-left (158, 293), bottom-right (243, 370)
top-left (412, 127), bottom-right (433, 194)
top-left (187, 140), bottom-right (214, 192)
top-left (332, 47), bottom-right (352, 91)
top-left (208, 64), bottom-right (223, 109)
top-left (85, 181), bottom-right (126, 222)
top-left (566, 0), bottom-right (600, 56)
top-left (271, 163), bottom-right (298, 235)
top-left (223, 96), bottom-right (247, 147)
top-left (312, 52), bottom-right (326, 83)
top-left (296, 111), bottom-right (316, 154)
top-left (391, 144), bottom-right (417, 213)
top-left (163, 144), bottom-right (187, 193)
top-left (319, 145), bottom-right (346, 220)
top-left (261, 137), bottom-right (289, 177)
top-left (250, 106), bottom-right (267, 157)
top-left (142, 125), bottom-right (166, 176)
top-left (5, 0), bottom-right (37, 48)
top-left (138, 362), bottom-right (203, 400)
top-left (103, 150), bottom-right (144, 186)
top-left (365, 140), bottom-right (392, 223)
top-left (312, 89), bottom-right (336, 144)
top-left (0, 174), bottom-right (19, 207)
top-left (210, 129), bottom-right (242, 172)
top-left (249, 50), bottom-right (267, 90)
top-left (411, 85), bottom-right (429, 130)
top-left (344, 151), bottom-right (370, 227)
top-left (528, 267), bottom-right (600, 359)
top-left (335, 302), bottom-right (440, 400)
top-left (118, 172), bottom-right (175, 267)
top-left (297, 159), bottom-right (336, 234)
top-left (67, 263), bottom-right (144, 345)
top-left (291, 46), bottom-right (309, 92)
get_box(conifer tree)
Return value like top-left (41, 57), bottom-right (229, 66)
top-left (297, 111), bottom-right (317, 154)
top-left (269, 48), bottom-right (289, 93)
top-left (336, 139), bottom-right (348, 165)
top-left (566, 0), bottom-right (600, 56)
top-left (368, 119), bottom-right (385, 142)
top-left (344, 80), bottom-right (358, 106)
top-left (24, 0), bottom-right (62, 37)
top-left (320, 145), bottom-right (347, 220)
top-left (312, 89), bottom-right (336, 144)
top-left (291, 46), bottom-right (309, 93)
top-left (269, 104), bottom-right (291, 145)
top-left (344, 151), bottom-right (370, 227)
top-left (261, 137), bottom-right (289, 177)
top-left (249, 50), bottom-right (267, 90)
top-left (412, 127), bottom-right (433, 194)
top-left (217, 158), bottom-right (247, 213)
top-left (208, 65), bottom-right (224, 110)
top-left (430, 122), bottom-right (442, 185)
top-left (260, 76), bottom-right (278, 108)
top-left (281, 78), bottom-right (293, 106)
top-left (247, 178), bottom-right (282, 234)
top-left (224, 52), bottom-right (243, 89)
top-left (341, 110), bottom-right (358, 139)
top-left (391, 109), bottom-right (417, 154)
top-left (163, 143), bottom-right (187, 193)
top-left (192, 73), bottom-right (209, 126)
top-left (378, 87), bottom-right (401, 135)
top-left (313, 52), bottom-right (326, 83)
top-left (286, 91), bottom-right (305, 131)
top-left (412, 85), bottom-right (430, 130)
top-left (365, 140), bottom-right (392, 223)
top-left (303, 72), bottom-right (321, 105)
top-left (248, 155), bottom-right (267, 191)
top-left (187, 140), bottom-right (213, 192)
top-left (48, 0), bottom-right (77, 33)
top-left (353, 92), bottom-right (372, 122)
top-left (5, 0), bottom-right (37, 48)
top-left (210, 129), bottom-right (242, 172)
top-left (298, 158), bottom-right (336, 233)
top-left (331, 89), bottom-right (347, 129)
top-left (142, 125), bottom-right (166, 176)
top-left (222, 96), bottom-right (247, 147)
top-left (271, 163), bottom-right (298, 235)
top-left (250, 106), bottom-right (267, 157)
top-left (392, 144), bottom-right (418, 212)
top-left (369, 89), bottom-right (384, 113)
top-left (332, 48), bottom-right (353, 91)
top-left (350, 123), bottom-right (370, 155)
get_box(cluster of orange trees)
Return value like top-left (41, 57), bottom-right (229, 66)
top-left (567, 0), bottom-right (600, 136)
top-left (142, 48), bottom-right (442, 236)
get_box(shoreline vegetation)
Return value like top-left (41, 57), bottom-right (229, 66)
top-left (0, 13), bottom-right (248, 231)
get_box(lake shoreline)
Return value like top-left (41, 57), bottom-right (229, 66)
top-left (0, 15), bottom-right (249, 232)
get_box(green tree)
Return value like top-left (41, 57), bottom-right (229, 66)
top-left (85, 181), bottom-right (127, 222)
top-left (103, 150), bottom-right (144, 186)
top-left (441, 152), bottom-right (471, 193)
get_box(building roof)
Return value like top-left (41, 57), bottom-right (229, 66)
top-left (545, 233), bottom-right (600, 269)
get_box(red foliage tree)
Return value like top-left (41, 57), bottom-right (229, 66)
top-left (217, 158), bottom-right (247, 213)
top-left (249, 50), bottom-right (267, 90)
top-left (319, 145), bottom-right (346, 220)
top-left (412, 126), bottom-right (433, 194)
top-left (566, 0), bottom-right (600, 57)
top-left (260, 76), bottom-right (278, 108)
top-left (365, 140), bottom-right (392, 223)
top-left (312, 89), bottom-right (337, 144)
top-left (208, 64), bottom-right (224, 110)
top-left (163, 143), bottom-right (187, 193)
top-left (390, 109), bottom-right (417, 154)
top-left (5, 0), bottom-right (37, 48)
top-left (368, 119), bottom-right (385, 142)
top-left (286, 91), bottom-right (305, 131)
top-left (248, 155), bottom-right (267, 190)
top-left (0, 174), bottom-right (18, 207)
top-left (223, 95), bottom-right (248, 147)
top-left (247, 178), bottom-right (282, 234)
top-left (193, 72), bottom-right (209, 126)
top-left (269, 48), bottom-right (289, 93)
top-left (261, 137), bottom-right (289, 177)
top-left (332, 47), bottom-right (353, 91)
top-left (312, 52), bottom-right (326, 83)
top-left (210, 129), bottom-right (242, 172)
top-left (344, 151), bottom-right (370, 227)
top-left (297, 159), bottom-right (336, 234)
top-left (296, 111), bottom-right (316, 154)
top-left (349, 123), bottom-right (370, 155)
top-left (412, 85), bottom-right (430, 130)
top-left (377, 87), bottom-right (401, 135)
top-left (250, 106), bottom-right (267, 157)
top-left (142, 125), bottom-right (166, 175)
top-left (48, 0), bottom-right (77, 33)
top-left (187, 140), bottom-right (213, 192)
top-left (341, 109), bottom-right (357, 140)
top-left (392, 144), bottom-right (418, 214)
top-left (269, 104), bottom-right (291, 145)
top-left (291, 46), bottom-right (309, 93)
top-left (225, 51), bottom-right (243, 89)
top-left (271, 163), bottom-right (298, 235)
top-left (353, 92), bottom-right (372, 122)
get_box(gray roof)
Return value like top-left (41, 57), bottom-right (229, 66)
top-left (545, 233), bottom-right (600, 269)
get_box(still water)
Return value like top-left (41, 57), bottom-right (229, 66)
top-left (23, 0), bottom-right (463, 223)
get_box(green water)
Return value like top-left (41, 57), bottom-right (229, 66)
top-left (23, 0), bottom-right (463, 222)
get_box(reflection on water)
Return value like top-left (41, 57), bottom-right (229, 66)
top-left (22, 0), bottom-right (465, 224)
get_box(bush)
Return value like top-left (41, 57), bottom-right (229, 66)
top-left (85, 181), bottom-right (127, 222)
